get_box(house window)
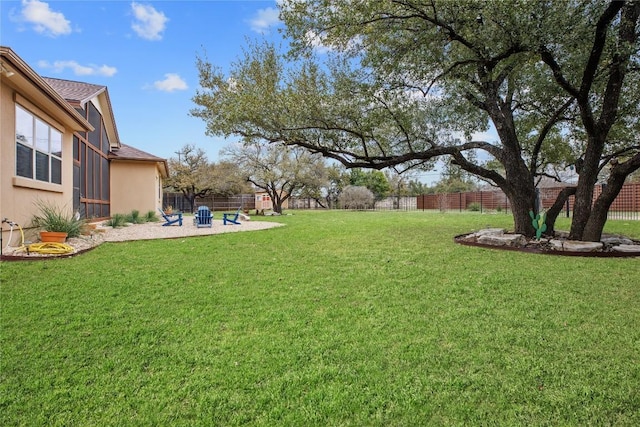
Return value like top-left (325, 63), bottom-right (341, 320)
top-left (15, 104), bottom-right (62, 184)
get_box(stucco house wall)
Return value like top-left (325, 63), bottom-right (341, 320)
top-left (1, 47), bottom-right (91, 244)
top-left (109, 146), bottom-right (167, 216)
top-left (1, 46), bottom-right (168, 247)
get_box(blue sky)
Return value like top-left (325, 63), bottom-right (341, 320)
top-left (1, 0), bottom-right (285, 162)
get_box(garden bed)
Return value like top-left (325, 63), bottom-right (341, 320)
top-left (455, 228), bottom-right (640, 257)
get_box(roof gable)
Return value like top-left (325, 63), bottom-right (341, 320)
top-left (43, 76), bottom-right (121, 148)
top-left (42, 78), bottom-right (106, 105)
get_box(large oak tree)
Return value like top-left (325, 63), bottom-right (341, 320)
top-left (192, 0), bottom-right (639, 240)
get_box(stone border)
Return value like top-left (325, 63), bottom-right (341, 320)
top-left (454, 228), bottom-right (640, 258)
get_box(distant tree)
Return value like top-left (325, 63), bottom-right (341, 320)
top-left (221, 141), bottom-right (327, 214)
top-left (293, 158), bottom-right (330, 208)
top-left (407, 180), bottom-right (431, 196)
top-left (324, 164), bottom-right (351, 208)
top-left (433, 160), bottom-right (478, 194)
top-left (209, 161), bottom-right (254, 196)
top-left (339, 186), bottom-right (375, 210)
top-left (349, 169), bottom-right (392, 201)
top-left (165, 144), bottom-right (215, 213)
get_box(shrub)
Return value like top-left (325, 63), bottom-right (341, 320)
top-left (31, 200), bottom-right (84, 238)
top-left (467, 202), bottom-right (482, 212)
top-left (105, 213), bottom-right (127, 228)
top-left (145, 211), bottom-right (159, 222)
top-left (126, 210), bottom-right (145, 224)
top-left (339, 186), bottom-right (375, 210)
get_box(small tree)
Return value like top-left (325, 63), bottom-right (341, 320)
top-left (209, 161), bottom-right (254, 196)
top-left (349, 169), bottom-right (392, 201)
top-left (324, 164), bottom-right (351, 208)
top-left (165, 144), bottom-right (214, 213)
top-left (221, 141), bottom-right (327, 214)
top-left (339, 185), bottom-right (374, 210)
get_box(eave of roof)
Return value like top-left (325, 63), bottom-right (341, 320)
top-left (0, 46), bottom-right (93, 132)
top-left (110, 144), bottom-right (169, 177)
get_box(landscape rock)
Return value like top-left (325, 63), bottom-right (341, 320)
top-left (478, 233), bottom-right (528, 247)
top-left (611, 244), bottom-right (640, 253)
top-left (601, 236), bottom-right (634, 245)
top-left (473, 228), bottom-right (506, 237)
top-left (457, 228), bottom-right (639, 257)
top-left (549, 239), bottom-right (603, 252)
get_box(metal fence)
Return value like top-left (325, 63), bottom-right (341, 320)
top-left (287, 196), bottom-right (418, 210)
top-left (288, 183), bottom-right (640, 220)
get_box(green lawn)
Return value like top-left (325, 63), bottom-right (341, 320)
top-left (1, 210), bottom-right (639, 426)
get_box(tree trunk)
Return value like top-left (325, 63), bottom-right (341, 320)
top-left (545, 186), bottom-right (577, 236)
top-left (508, 187), bottom-right (537, 237)
top-left (499, 155), bottom-right (538, 237)
top-left (569, 136), bottom-right (603, 240)
top-left (582, 154), bottom-right (640, 241)
top-left (181, 190), bottom-right (197, 213)
top-left (267, 187), bottom-right (283, 214)
top-left (581, 188), bottom-right (612, 242)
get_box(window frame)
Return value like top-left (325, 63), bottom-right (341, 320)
top-left (15, 104), bottom-right (63, 185)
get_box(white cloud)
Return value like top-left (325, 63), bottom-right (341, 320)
top-left (153, 73), bottom-right (188, 92)
top-left (304, 30), bottom-right (333, 54)
top-left (20, 0), bottom-right (71, 36)
top-left (38, 60), bottom-right (117, 77)
top-left (131, 2), bottom-right (168, 41)
top-left (248, 7), bottom-right (280, 34)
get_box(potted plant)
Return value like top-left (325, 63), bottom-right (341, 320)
top-left (31, 200), bottom-right (84, 243)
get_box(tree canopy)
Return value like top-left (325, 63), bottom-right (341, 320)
top-left (165, 144), bottom-right (252, 212)
top-left (220, 141), bottom-right (328, 213)
top-left (192, 0), bottom-right (640, 240)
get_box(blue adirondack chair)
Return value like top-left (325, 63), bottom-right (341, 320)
top-left (223, 207), bottom-right (242, 225)
top-left (158, 208), bottom-right (182, 226)
top-left (195, 206), bottom-right (213, 228)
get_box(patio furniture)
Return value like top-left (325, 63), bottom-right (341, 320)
top-left (195, 206), bottom-right (213, 228)
top-left (158, 208), bottom-right (183, 226)
top-left (223, 207), bottom-right (242, 225)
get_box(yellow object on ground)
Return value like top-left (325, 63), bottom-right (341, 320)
top-left (20, 242), bottom-right (75, 255)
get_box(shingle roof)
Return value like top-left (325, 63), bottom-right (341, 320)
top-left (109, 144), bottom-right (165, 162)
top-left (110, 144), bottom-right (169, 177)
top-left (43, 76), bottom-right (121, 146)
top-left (42, 77), bottom-right (105, 105)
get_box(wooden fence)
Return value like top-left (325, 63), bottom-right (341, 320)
top-left (163, 193), bottom-right (255, 213)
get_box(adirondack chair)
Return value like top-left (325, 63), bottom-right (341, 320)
top-left (194, 206), bottom-right (213, 228)
top-left (158, 208), bottom-right (183, 226)
top-left (223, 207), bottom-right (242, 225)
